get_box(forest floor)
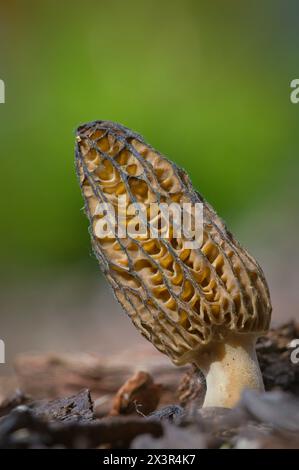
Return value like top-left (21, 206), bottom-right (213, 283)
top-left (0, 322), bottom-right (298, 449)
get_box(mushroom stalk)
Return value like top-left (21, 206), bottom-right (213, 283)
top-left (193, 333), bottom-right (264, 408)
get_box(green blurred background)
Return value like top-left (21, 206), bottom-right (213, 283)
top-left (0, 0), bottom-right (298, 365)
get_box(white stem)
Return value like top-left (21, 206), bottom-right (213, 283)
top-left (193, 333), bottom-right (264, 408)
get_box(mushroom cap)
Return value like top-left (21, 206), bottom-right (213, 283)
top-left (75, 120), bottom-right (272, 365)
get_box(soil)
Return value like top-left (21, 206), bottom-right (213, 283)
top-left (0, 322), bottom-right (298, 449)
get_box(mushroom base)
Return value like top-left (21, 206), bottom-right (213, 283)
top-left (193, 333), bottom-right (264, 408)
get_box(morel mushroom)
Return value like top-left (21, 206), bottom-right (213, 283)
top-left (75, 120), bottom-right (272, 408)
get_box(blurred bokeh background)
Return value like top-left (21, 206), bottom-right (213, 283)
top-left (1, 0), bottom-right (298, 374)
